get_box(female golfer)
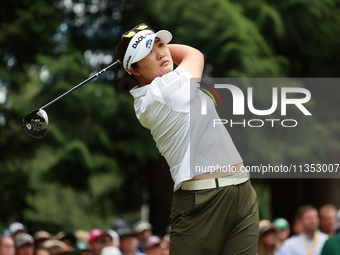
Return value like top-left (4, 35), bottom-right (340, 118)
top-left (117, 23), bottom-right (259, 255)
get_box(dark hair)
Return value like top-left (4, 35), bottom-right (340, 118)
top-left (296, 204), bottom-right (317, 219)
top-left (117, 25), bottom-right (155, 91)
top-left (117, 36), bottom-right (139, 91)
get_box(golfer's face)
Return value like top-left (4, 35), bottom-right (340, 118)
top-left (136, 38), bottom-right (173, 84)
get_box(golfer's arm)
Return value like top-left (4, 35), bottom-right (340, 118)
top-left (167, 44), bottom-right (204, 79)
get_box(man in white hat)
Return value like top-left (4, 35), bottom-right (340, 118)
top-left (9, 223), bottom-right (26, 240)
top-left (14, 233), bottom-right (34, 255)
top-left (133, 221), bottom-right (152, 252)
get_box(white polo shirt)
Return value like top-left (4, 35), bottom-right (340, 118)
top-left (277, 231), bottom-right (328, 255)
top-left (130, 67), bottom-right (243, 191)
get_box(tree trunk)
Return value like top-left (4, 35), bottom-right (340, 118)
top-left (148, 156), bottom-right (173, 236)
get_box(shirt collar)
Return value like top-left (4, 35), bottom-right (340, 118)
top-left (129, 85), bottom-right (150, 98)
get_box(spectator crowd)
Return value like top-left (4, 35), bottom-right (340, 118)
top-left (1, 203), bottom-right (339, 255)
top-left (258, 204), bottom-right (340, 255)
top-left (0, 220), bottom-right (169, 255)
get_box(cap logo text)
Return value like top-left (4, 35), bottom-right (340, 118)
top-left (132, 32), bottom-right (153, 49)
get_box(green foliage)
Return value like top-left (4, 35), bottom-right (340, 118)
top-left (148, 0), bottom-right (288, 77)
top-left (0, 164), bottom-right (33, 222)
top-left (252, 179), bottom-right (272, 220)
top-left (24, 147), bottom-right (114, 233)
top-left (1, 0), bottom-right (158, 231)
top-left (272, 0), bottom-right (340, 77)
top-left (32, 48), bottom-right (159, 218)
top-left (0, 0), bottom-right (59, 73)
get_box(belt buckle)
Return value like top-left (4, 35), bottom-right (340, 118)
top-left (233, 177), bottom-right (247, 185)
top-left (233, 178), bottom-right (241, 185)
top-left (232, 171), bottom-right (248, 185)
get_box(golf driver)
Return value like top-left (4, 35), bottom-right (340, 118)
top-left (22, 60), bottom-right (120, 138)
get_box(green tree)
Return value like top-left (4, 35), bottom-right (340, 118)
top-left (0, 0), bottom-right (61, 224)
top-left (1, 0), bottom-right (159, 231)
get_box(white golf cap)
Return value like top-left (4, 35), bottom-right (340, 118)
top-left (133, 220), bottom-right (152, 233)
top-left (9, 222), bottom-right (26, 236)
top-left (100, 246), bottom-right (122, 255)
top-left (123, 28), bottom-right (172, 74)
top-left (15, 233), bottom-right (34, 248)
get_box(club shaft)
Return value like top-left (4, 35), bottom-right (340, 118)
top-left (40, 60), bottom-right (120, 110)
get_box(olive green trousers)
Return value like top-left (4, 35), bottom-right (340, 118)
top-left (170, 180), bottom-right (259, 255)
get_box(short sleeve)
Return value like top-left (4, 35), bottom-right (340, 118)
top-left (149, 67), bottom-right (192, 113)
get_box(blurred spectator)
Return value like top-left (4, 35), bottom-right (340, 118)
top-left (278, 205), bottom-right (328, 255)
top-left (105, 231), bottom-right (119, 248)
top-left (33, 231), bottom-right (52, 250)
top-left (9, 223), bottom-right (26, 240)
top-left (117, 228), bottom-right (145, 255)
top-left (56, 233), bottom-right (76, 252)
top-left (142, 236), bottom-right (161, 255)
top-left (100, 247), bottom-right (121, 255)
top-left (0, 235), bottom-right (15, 255)
top-left (88, 229), bottom-right (113, 255)
top-left (164, 226), bottom-right (170, 236)
top-left (159, 235), bottom-right (169, 255)
top-left (319, 204), bottom-right (337, 236)
top-left (320, 209), bottom-right (340, 255)
top-left (34, 248), bottom-right (50, 255)
top-left (74, 241), bottom-right (93, 255)
top-left (112, 221), bottom-right (129, 241)
top-left (15, 233), bottom-right (34, 255)
top-left (74, 231), bottom-right (89, 243)
top-left (41, 240), bottom-right (70, 255)
top-left (291, 214), bottom-right (303, 236)
top-left (337, 209), bottom-right (340, 231)
top-left (133, 221), bottom-right (152, 252)
top-left (273, 218), bottom-right (291, 250)
top-left (257, 220), bottom-right (278, 255)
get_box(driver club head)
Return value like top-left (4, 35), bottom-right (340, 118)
top-left (22, 109), bottom-right (49, 138)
